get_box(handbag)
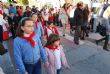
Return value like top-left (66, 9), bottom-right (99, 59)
top-left (0, 42), bottom-right (7, 55)
top-left (3, 31), bottom-right (9, 41)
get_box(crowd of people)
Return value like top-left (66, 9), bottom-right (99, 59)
top-left (0, 0), bottom-right (110, 74)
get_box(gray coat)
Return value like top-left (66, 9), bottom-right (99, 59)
top-left (59, 8), bottom-right (68, 24)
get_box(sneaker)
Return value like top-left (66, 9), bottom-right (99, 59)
top-left (70, 30), bottom-right (72, 35)
top-left (80, 37), bottom-right (85, 40)
top-left (86, 34), bottom-right (89, 37)
top-left (63, 34), bottom-right (65, 37)
top-left (4, 49), bottom-right (8, 53)
top-left (103, 47), bottom-right (109, 51)
top-left (96, 40), bottom-right (98, 45)
top-left (74, 42), bottom-right (79, 45)
top-left (1, 49), bottom-right (8, 55)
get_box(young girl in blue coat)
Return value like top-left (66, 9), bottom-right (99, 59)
top-left (13, 17), bottom-right (49, 74)
top-left (30, 13), bottom-right (44, 38)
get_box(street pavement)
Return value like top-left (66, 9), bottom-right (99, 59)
top-left (61, 37), bottom-right (110, 74)
top-left (58, 25), bottom-right (110, 74)
top-left (0, 25), bottom-right (110, 74)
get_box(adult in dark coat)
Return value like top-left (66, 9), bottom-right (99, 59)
top-left (80, 4), bottom-right (89, 40)
top-left (22, 6), bottom-right (32, 17)
top-left (8, 12), bottom-right (18, 39)
top-left (73, 2), bottom-right (84, 45)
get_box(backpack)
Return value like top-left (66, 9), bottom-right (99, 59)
top-left (96, 23), bottom-right (106, 36)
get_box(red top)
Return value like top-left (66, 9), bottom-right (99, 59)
top-left (19, 32), bottom-right (35, 47)
top-left (44, 26), bottom-right (59, 39)
top-left (0, 10), bottom-right (3, 15)
top-left (49, 15), bottom-right (54, 21)
top-left (46, 45), bottom-right (58, 51)
top-left (18, 9), bottom-right (23, 16)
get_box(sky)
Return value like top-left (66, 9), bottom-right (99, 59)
top-left (2, 0), bottom-right (7, 2)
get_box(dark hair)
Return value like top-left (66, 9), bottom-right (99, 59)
top-left (26, 6), bottom-right (29, 10)
top-left (63, 3), bottom-right (67, 9)
top-left (77, 1), bottom-right (83, 8)
top-left (0, 1), bottom-right (2, 3)
top-left (45, 34), bottom-right (60, 46)
top-left (20, 6), bottom-right (23, 9)
top-left (3, 13), bottom-right (7, 19)
top-left (50, 8), bottom-right (54, 11)
top-left (16, 17), bottom-right (33, 36)
top-left (30, 12), bottom-right (36, 17)
top-left (32, 5), bottom-right (35, 8)
top-left (16, 5), bottom-right (19, 9)
top-left (30, 13), bottom-right (39, 22)
top-left (0, 1), bottom-right (3, 6)
top-left (84, 4), bottom-right (89, 10)
top-left (10, 4), bottom-right (13, 6)
top-left (37, 12), bottom-right (42, 22)
top-left (47, 20), bottom-right (53, 25)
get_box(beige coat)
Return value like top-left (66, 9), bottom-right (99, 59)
top-left (59, 8), bottom-right (68, 24)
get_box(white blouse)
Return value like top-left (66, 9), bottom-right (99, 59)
top-left (54, 49), bottom-right (61, 69)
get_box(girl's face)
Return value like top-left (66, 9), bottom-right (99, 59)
top-left (53, 40), bottom-right (60, 47)
top-left (79, 5), bottom-right (83, 10)
top-left (31, 14), bottom-right (37, 22)
top-left (10, 13), bottom-right (14, 17)
top-left (21, 20), bottom-right (34, 34)
top-left (69, 6), bottom-right (72, 10)
top-left (49, 23), bottom-right (54, 27)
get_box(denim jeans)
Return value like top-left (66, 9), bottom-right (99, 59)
top-left (24, 60), bottom-right (41, 74)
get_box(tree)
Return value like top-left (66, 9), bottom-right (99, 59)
top-left (21, 0), bottom-right (29, 5)
top-left (16, 0), bottom-right (29, 5)
top-left (8, 0), bottom-right (17, 3)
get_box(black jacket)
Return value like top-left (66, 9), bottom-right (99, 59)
top-left (22, 10), bottom-right (32, 17)
top-left (73, 8), bottom-right (83, 26)
top-left (8, 16), bottom-right (18, 28)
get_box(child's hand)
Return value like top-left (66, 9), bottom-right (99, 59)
top-left (66, 64), bottom-right (70, 69)
top-left (64, 64), bottom-right (70, 69)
